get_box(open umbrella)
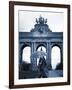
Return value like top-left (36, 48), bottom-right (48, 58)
top-left (31, 50), bottom-right (47, 59)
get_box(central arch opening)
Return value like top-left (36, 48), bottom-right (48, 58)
top-left (36, 45), bottom-right (46, 66)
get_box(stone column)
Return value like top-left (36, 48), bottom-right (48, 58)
top-left (31, 42), bottom-right (37, 71)
top-left (46, 42), bottom-right (52, 70)
top-left (19, 43), bottom-right (23, 64)
top-left (60, 44), bottom-right (63, 64)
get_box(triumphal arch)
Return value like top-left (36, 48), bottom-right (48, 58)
top-left (19, 16), bottom-right (63, 71)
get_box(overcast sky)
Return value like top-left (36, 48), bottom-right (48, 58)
top-left (18, 10), bottom-right (64, 32)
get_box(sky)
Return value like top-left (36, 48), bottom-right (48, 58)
top-left (18, 10), bottom-right (64, 32)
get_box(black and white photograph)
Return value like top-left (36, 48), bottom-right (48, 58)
top-left (19, 10), bottom-right (63, 79)
top-left (9, 1), bottom-right (70, 88)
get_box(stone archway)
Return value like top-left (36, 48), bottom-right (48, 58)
top-left (19, 16), bottom-right (63, 71)
top-left (19, 42), bottom-right (31, 64)
top-left (51, 46), bottom-right (61, 69)
top-left (22, 46), bottom-right (31, 63)
top-left (51, 43), bottom-right (63, 70)
top-left (31, 42), bottom-right (52, 70)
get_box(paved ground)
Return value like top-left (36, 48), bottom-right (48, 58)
top-left (19, 68), bottom-right (63, 79)
top-left (44, 68), bottom-right (63, 77)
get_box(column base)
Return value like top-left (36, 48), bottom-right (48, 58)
top-left (56, 63), bottom-right (63, 70)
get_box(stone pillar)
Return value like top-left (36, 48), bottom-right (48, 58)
top-left (31, 42), bottom-right (37, 71)
top-left (60, 44), bottom-right (63, 64)
top-left (19, 43), bottom-right (23, 64)
top-left (46, 42), bottom-right (52, 70)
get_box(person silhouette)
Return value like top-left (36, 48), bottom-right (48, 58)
top-left (38, 56), bottom-right (47, 78)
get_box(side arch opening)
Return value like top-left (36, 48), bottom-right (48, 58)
top-left (22, 46), bottom-right (31, 63)
top-left (51, 46), bottom-right (61, 70)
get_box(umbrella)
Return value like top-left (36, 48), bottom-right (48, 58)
top-left (31, 51), bottom-right (47, 59)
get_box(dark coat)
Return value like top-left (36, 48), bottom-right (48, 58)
top-left (38, 57), bottom-right (47, 78)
